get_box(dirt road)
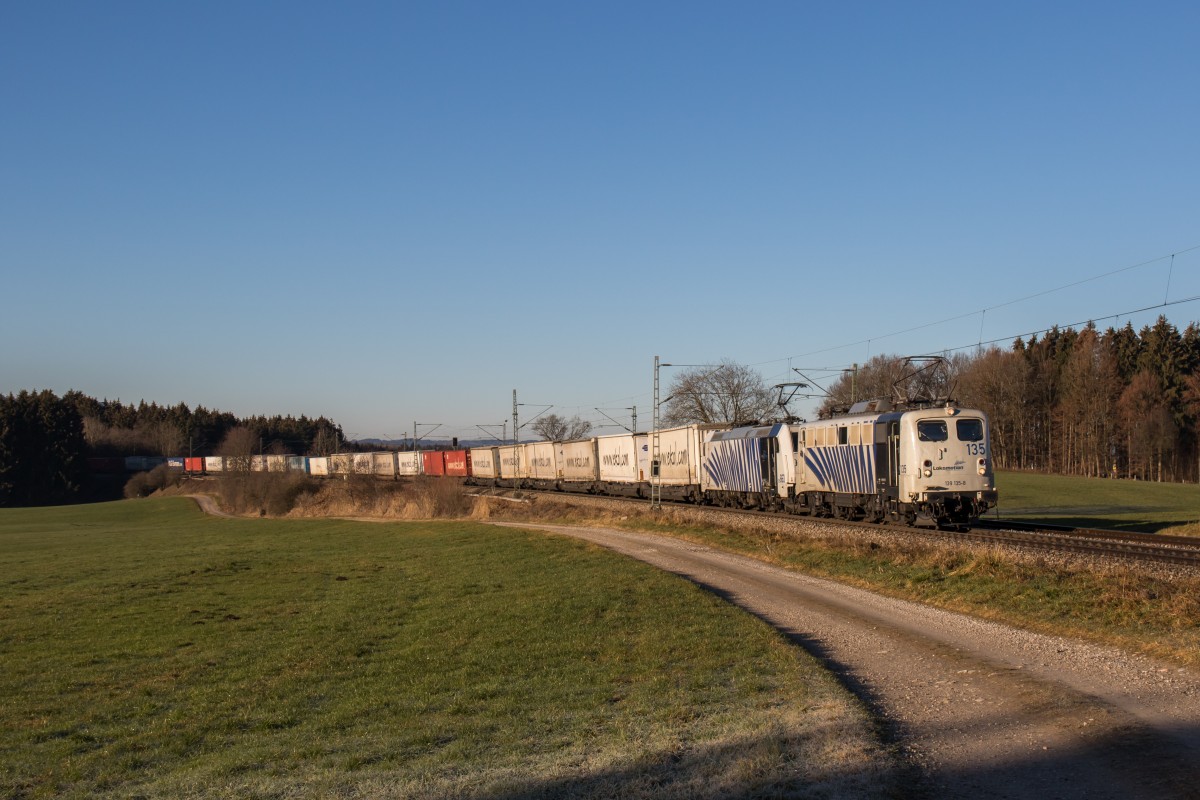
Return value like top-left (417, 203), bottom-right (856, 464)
top-left (497, 522), bottom-right (1200, 799)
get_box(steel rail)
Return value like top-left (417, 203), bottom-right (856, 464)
top-left (485, 488), bottom-right (1200, 569)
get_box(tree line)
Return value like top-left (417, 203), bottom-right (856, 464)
top-left (72, 394), bottom-right (345, 459)
top-left (0, 391), bottom-right (347, 506)
top-left (820, 316), bottom-right (1200, 482)
top-left (0, 391), bottom-right (88, 506)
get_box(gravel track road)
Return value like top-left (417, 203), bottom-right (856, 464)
top-left (184, 496), bottom-right (1200, 797)
top-left (496, 522), bottom-right (1200, 799)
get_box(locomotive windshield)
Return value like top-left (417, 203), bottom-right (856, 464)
top-left (917, 420), bottom-right (948, 442)
top-left (956, 419), bottom-right (985, 442)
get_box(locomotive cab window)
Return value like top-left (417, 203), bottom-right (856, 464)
top-left (792, 432), bottom-right (800, 451)
top-left (838, 427), bottom-right (848, 445)
top-left (956, 419), bottom-right (984, 442)
top-left (917, 420), bottom-right (948, 442)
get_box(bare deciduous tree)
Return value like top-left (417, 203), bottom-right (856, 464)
top-left (662, 361), bottom-right (776, 426)
top-left (144, 420), bottom-right (185, 457)
top-left (531, 414), bottom-right (592, 441)
top-left (820, 355), bottom-right (912, 415)
top-left (218, 426), bottom-right (258, 473)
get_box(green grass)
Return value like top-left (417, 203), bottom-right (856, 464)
top-left (992, 469), bottom-right (1200, 533)
top-left (0, 499), bottom-right (888, 799)
top-left (615, 511), bottom-right (1200, 669)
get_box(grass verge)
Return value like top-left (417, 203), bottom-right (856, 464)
top-left (993, 469), bottom-right (1200, 533)
top-left (0, 499), bottom-right (891, 799)
top-left (475, 495), bottom-right (1200, 669)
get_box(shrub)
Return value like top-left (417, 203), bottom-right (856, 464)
top-left (217, 471), bottom-right (318, 516)
top-left (411, 476), bottom-right (473, 517)
top-left (123, 464), bottom-right (183, 499)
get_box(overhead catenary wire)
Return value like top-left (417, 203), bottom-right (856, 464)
top-left (752, 243), bottom-right (1200, 366)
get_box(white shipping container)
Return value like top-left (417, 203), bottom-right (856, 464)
top-left (636, 434), bottom-right (650, 481)
top-left (469, 447), bottom-right (498, 479)
top-left (372, 452), bottom-right (397, 477)
top-left (396, 452), bottom-right (421, 476)
top-left (652, 425), bottom-right (726, 486)
top-left (330, 454), bottom-right (353, 474)
top-left (651, 426), bottom-right (693, 486)
top-left (251, 455), bottom-right (268, 472)
top-left (308, 457), bottom-right (330, 476)
top-left (597, 434), bottom-right (640, 484)
top-left (266, 455), bottom-right (289, 472)
top-left (352, 453), bottom-right (373, 474)
top-left (523, 441), bottom-right (557, 481)
top-left (497, 445), bottom-right (522, 480)
top-left (204, 456), bottom-right (225, 473)
top-left (558, 439), bottom-right (598, 482)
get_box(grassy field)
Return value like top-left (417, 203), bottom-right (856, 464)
top-left (0, 499), bottom-right (889, 799)
top-left (992, 469), bottom-right (1200, 533)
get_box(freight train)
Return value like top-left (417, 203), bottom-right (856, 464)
top-left (467, 398), bottom-right (997, 528)
top-left (103, 398), bottom-right (996, 528)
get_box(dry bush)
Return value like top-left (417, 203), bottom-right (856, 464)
top-left (407, 476), bottom-right (474, 518)
top-left (124, 464), bottom-right (183, 498)
top-left (218, 471), bottom-right (318, 516)
top-left (282, 476), bottom-right (475, 520)
top-left (344, 473), bottom-right (382, 508)
top-left (1160, 521), bottom-right (1200, 537)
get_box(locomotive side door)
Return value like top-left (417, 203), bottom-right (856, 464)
top-left (887, 421), bottom-right (900, 488)
top-left (759, 434), bottom-right (777, 493)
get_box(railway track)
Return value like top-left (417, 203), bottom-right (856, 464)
top-left (950, 521), bottom-right (1200, 567)
top-left (483, 488), bottom-right (1200, 569)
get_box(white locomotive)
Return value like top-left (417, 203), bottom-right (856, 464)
top-left (468, 398), bottom-right (997, 529)
top-left (702, 399), bottom-right (996, 527)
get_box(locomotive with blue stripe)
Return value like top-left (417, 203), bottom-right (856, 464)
top-left (700, 399), bottom-right (996, 528)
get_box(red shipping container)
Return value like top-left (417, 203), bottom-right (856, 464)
top-left (443, 450), bottom-right (469, 477)
top-left (185, 457), bottom-right (206, 473)
top-left (422, 451), bottom-right (446, 476)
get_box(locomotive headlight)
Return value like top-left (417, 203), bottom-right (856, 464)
top-left (978, 458), bottom-right (988, 476)
top-left (923, 459), bottom-right (933, 478)
top-left (923, 469), bottom-right (933, 477)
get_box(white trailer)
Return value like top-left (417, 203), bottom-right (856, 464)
top-left (497, 444), bottom-right (522, 487)
top-left (558, 439), bottom-right (599, 487)
top-left (371, 452), bottom-right (397, 478)
top-left (469, 447), bottom-right (499, 483)
top-left (596, 433), bottom-right (643, 495)
top-left (523, 441), bottom-right (557, 487)
top-left (396, 452), bottom-right (422, 476)
top-left (651, 424), bottom-right (728, 501)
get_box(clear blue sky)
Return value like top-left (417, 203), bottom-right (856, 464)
top-left (3, 1), bottom-right (1198, 441)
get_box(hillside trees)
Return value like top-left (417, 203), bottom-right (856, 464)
top-left (66, 394), bottom-right (344, 458)
top-left (841, 316), bottom-right (1200, 481)
top-left (0, 391), bottom-right (88, 506)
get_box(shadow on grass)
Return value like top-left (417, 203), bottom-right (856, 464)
top-left (991, 508), bottom-right (1194, 533)
top-left (474, 718), bottom-right (1200, 800)
top-left (474, 730), bottom-right (902, 800)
